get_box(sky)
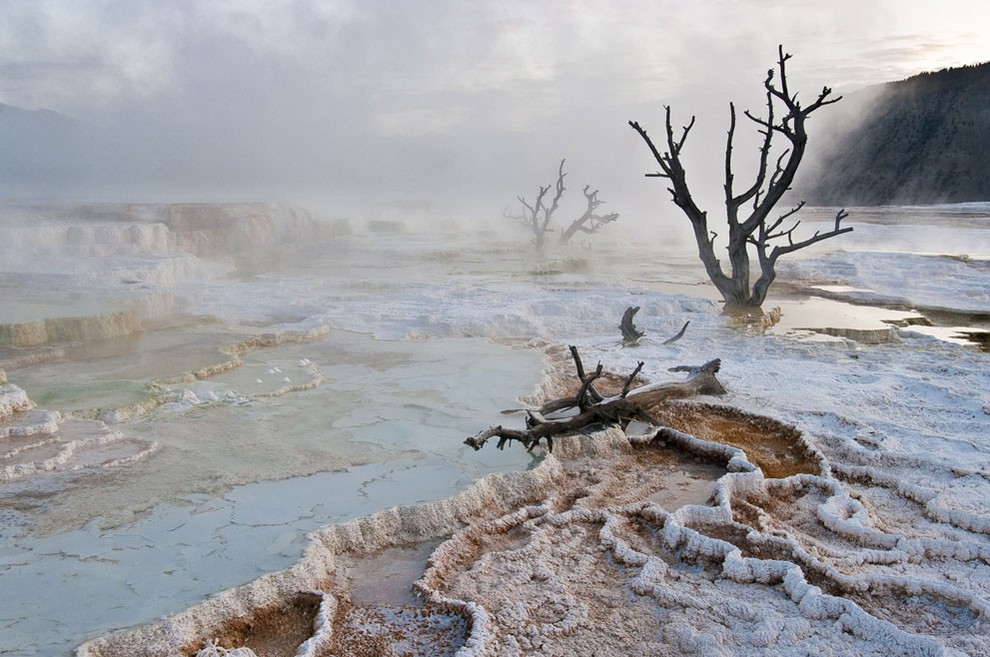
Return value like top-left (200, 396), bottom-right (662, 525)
top-left (1, 0), bottom-right (988, 221)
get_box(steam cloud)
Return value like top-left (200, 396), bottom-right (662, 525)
top-left (1, 0), bottom-right (987, 222)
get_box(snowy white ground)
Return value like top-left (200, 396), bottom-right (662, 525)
top-left (1, 203), bottom-right (989, 655)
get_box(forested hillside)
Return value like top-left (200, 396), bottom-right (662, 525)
top-left (801, 62), bottom-right (990, 205)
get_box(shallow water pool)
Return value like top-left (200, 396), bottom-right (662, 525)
top-left (0, 330), bottom-right (543, 656)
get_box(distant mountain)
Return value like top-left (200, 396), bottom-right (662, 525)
top-left (799, 62), bottom-right (990, 205)
top-left (0, 102), bottom-right (81, 133)
top-left (0, 103), bottom-right (90, 191)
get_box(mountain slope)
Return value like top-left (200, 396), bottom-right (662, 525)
top-left (800, 62), bottom-right (990, 205)
top-left (0, 103), bottom-right (90, 189)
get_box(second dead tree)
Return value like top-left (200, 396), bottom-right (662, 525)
top-left (508, 159), bottom-right (620, 250)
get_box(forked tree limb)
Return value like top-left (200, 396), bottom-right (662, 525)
top-left (575, 361), bottom-right (604, 410)
top-left (465, 348), bottom-right (725, 452)
top-left (560, 185), bottom-right (621, 243)
top-left (569, 345), bottom-right (604, 404)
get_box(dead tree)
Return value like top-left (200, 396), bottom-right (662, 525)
top-left (629, 46), bottom-right (852, 309)
top-left (560, 185), bottom-right (620, 244)
top-left (465, 346), bottom-right (725, 453)
top-left (507, 159), bottom-right (566, 251)
top-left (508, 159), bottom-right (620, 249)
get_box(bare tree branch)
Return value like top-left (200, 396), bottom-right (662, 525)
top-left (546, 159), bottom-right (567, 223)
top-left (561, 185), bottom-right (620, 243)
top-left (510, 161), bottom-right (565, 250)
top-left (621, 361), bottom-right (645, 397)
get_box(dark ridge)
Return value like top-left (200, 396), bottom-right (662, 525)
top-left (799, 61), bottom-right (990, 206)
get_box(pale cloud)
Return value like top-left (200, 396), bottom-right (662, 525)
top-left (0, 0), bottom-right (987, 211)
top-left (5, 1), bottom-right (986, 117)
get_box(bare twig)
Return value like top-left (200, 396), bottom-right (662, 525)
top-left (621, 361), bottom-right (645, 397)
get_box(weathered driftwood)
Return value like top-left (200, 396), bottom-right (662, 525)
top-left (663, 320), bottom-right (690, 344)
top-left (465, 346), bottom-right (725, 453)
top-left (620, 308), bottom-right (690, 346)
top-left (620, 306), bottom-right (645, 345)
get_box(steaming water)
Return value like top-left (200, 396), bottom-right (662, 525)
top-left (1, 203), bottom-right (989, 656)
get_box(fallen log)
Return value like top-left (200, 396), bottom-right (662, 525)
top-left (465, 346), bottom-right (725, 453)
